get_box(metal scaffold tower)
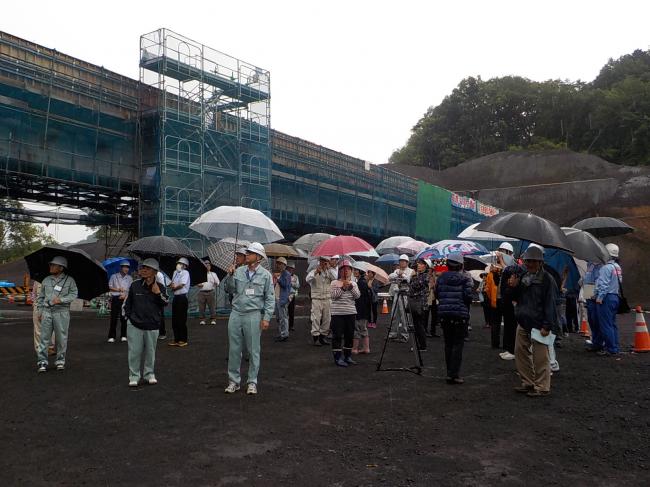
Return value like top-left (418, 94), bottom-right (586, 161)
top-left (139, 29), bottom-right (271, 253)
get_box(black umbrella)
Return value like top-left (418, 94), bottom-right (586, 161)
top-left (476, 212), bottom-right (573, 253)
top-left (24, 244), bottom-right (108, 300)
top-left (573, 217), bottom-right (634, 238)
top-left (128, 236), bottom-right (206, 286)
top-left (562, 227), bottom-right (610, 264)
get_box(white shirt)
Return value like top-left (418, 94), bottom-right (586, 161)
top-left (109, 272), bottom-right (133, 297)
top-left (172, 269), bottom-right (190, 295)
top-left (200, 271), bottom-right (220, 291)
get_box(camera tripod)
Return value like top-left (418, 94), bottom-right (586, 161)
top-left (376, 290), bottom-right (423, 375)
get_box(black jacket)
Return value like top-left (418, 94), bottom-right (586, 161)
top-left (355, 275), bottom-right (372, 321)
top-left (408, 271), bottom-right (430, 309)
top-left (435, 271), bottom-right (473, 320)
top-left (500, 264), bottom-right (526, 304)
top-left (511, 269), bottom-right (558, 332)
top-left (124, 279), bottom-right (169, 330)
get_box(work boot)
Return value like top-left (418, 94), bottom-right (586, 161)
top-left (343, 350), bottom-right (357, 365)
top-left (333, 351), bottom-right (348, 367)
top-left (351, 338), bottom-right (360, 355)
top-left (312, 336), bottom-right (322, 346)
top-left (359, 336), bottom-right (370, 354)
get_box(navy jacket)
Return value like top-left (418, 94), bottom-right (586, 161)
top-left (511, 269), bottom-right (558, 332)
top-left (435, 271), bottom-right (473, 320)
top-left (355, 275), bottom-right (372, 321)
top-left (124, 279), bottom-right (169, 330)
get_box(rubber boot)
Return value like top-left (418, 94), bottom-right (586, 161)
top-left (359, 336), bottom-right (370, 354)
top-left (313, 335), bottom-right (322, 347)
top-left (333, 351), bottom-right (348, 367)
top-left (351, 338), bottom-right (360, 355)
top-left (344, 349), bottom-right (357, 365)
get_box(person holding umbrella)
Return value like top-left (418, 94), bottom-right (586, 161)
top-left (197, 259), bottom-right (219, 326)
top-left (306, 256), bottom-right (337, 346)
top-left (36, 256), bottom-right (78, 372)
top-left (330, 260), bottom-right (361, 367)
top-left (223, 243), bottom-right (275, 395)
top-left (408, 258), bottom-right (431, 353)
top-left (508, 245), bottom-right (558, 397)
top-left (124, 259), bottom-right (168, 387)
top-left (107, 261), bottom-right (133, 343)
top-left (169, 257), bottom-right (191, 347)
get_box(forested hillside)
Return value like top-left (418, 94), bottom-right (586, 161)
top-left (390, 49), bottom-right (650, 169)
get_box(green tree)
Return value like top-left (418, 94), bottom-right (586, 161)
top-left (0, 199), bottom-right (56, 263)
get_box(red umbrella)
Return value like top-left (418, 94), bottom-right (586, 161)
top-left (311, 236), bottom-right (375, 258)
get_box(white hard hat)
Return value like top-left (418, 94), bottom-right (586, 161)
top-left (522, 244), bottom-right (544, 261)
top-left (141, 258), bottom-right (160, 272)
top-left (119, 260), bottom-right (131, 267)
top-left (177, 257), bottom-right (190, 266)
top-left (246, 242), bottom-right (267, 259)
top-left (605, 243), bottom-right (619, 258)
top-left (49, 256), bottom-right (68, 268)
top-left (498, 242), bottom-right (514, 253)
top-left (399, 254), bottom-right (410, 262)
top-left (276, 256), bottom-right (287, 265)
top-left (331, 255), bottom-right (340, 260)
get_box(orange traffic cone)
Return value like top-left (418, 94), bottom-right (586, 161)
top-left (579, 317), bottom-right (591, 338)
top-left (632, 306), bottom-right (650, 353)
top-left (381, 298), bottom-right (389, 314)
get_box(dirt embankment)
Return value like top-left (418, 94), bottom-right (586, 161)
top-left (388, 150), bottom-right (650, 306)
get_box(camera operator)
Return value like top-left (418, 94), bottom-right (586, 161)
top-left (408, 258), bottom-right (431, 352)
top-left (388, 254), bottom-right (415, 341)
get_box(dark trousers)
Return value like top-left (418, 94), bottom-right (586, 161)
top-left (441, 318), bottom-right (468, 379)
top-left (370, 302), bottom-right (378, 324)
top-left (502, 301), bottom-right (516, 354)
top-left (172, 294), bottom-right (189, 342)
top-left (410, 304), bottom-right (428, 351)
top-left (565, 294), bottom-right (579, 332)
top-left (490, 301), bottom-right (503, 348)
top-left (109, 295), bottom-right (127, 339)
top-left (331, 314), bottom-right (355, 352)
top-left (288, 297), bottom-right (296, 330)
top-left (159, 315), bottom-right (166, 336)
top-left (428, 303), bottom-right (438, 335)
top-left (481, 300), bottom-right (490, 325)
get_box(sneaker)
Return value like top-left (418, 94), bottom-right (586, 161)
top-left (107, 338), bottom-right (115, 343)
top-left (129, 380), bottom-right (138, 387)
top-left (500, 352), bottom-right (515, 360)
top-left (246, 383), bottom-right (257, 395)
top-left (168, 341), bottom-right (179, 347)
top-left (210, 320), bottom-right (217, 326)
top-left (199, 320), bottom-right (206, 325)
top-left (56, 364), bottom-right (65, 371)
top-left (120, 337), bottom-right (127, 342)
top-left (527, 390), bottom-right (550, 397)
top-left (147, 376), bottom-right (158, 385)
top-left (37, 364), bottom-right (47, 373)
top-left (176, 341), bottom-right (188, 347)
top-left (158, 335), bottom-right (167, 341)
top-left (224, 382), bottom-right (240, 394)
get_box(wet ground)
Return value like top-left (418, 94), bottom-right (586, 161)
top-left (2, 303), bottom-right (649, 486)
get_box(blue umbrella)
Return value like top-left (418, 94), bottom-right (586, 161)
top-left (102, 257), bottom-right (139, 281)
top-left (376, 253), bottom-right (402, 265)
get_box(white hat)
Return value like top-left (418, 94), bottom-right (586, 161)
top-left (331, 255), bottom-right (340, 260)
top-left (605, 243), bottom-right (619, 258)
top-left (498, 242), bottom-right (514, 253)
top-left (141, 258), bottom-right (160, 272)
top-left (177, 257), bottom-right (190, 266)
top-left (119, 260), bottom-right (131, 267)
top-left (49, 256), bottom-right (68, 268)
top-left (235, 247), bottom-right (247, 255)
top-left (246, 242), bottom-right (267, 259)
top-left (276, 256), bottom-right (288, 265)
top-left (399, 254), bottom-right (410, 262)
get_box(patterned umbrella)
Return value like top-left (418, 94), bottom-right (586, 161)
top-left (206, 239), bottom-right (270, 273)
top-left (395, 240), bottom-right (429, 256)
top-left (416, 240), bottom-right (489, 260)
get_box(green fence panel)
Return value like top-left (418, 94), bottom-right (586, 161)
top-left (415, 181), bottom-right (452, 242)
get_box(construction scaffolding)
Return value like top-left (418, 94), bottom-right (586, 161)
top-left (0, 31), bottom-right (140, 229)
top-left (139, 29), bottom-right (271, 253)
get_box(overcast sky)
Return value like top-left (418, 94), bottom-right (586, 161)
top-left (4, 0), bottom-right (650, 242)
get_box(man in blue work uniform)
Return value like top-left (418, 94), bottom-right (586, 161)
top-left (36, 256), bottom-right (78, 373)
top-left (169, 257), bottom-right (190, 347)
top-left (223, 242), bottom-right (275, 395)
top-left (595, 244), bottom-right (623, 356)
top-left (273, 256), bottom-right (292, 342)
top-left (584, 260), bottom-right (604, 351)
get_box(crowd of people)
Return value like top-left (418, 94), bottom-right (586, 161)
top-left (31, 239), bottom-right (625, 398)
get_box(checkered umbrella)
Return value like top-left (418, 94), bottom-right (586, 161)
top-left (206, 238), bottom-right (270, 273)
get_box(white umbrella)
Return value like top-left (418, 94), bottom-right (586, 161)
top-left (457, 223), bottom-right (518, 242)
top-left (293, 233), bottom-right (333, 252)
top-left (375, 236), bottom-right (414, 255)
top-left (190, 206), bottom-right (284, 243)
top-left (395, 240), bottom-right (429, 256)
